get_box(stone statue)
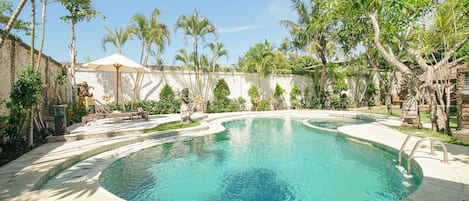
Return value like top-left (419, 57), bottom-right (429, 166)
top-left (77, 82), bottom-right (94, 111)
top-left (180, 88), bottom-right (192, 123)
top-left (400, 97), bottom-right (422, 129)
top-left (77, 82), bottom-right (93, 97)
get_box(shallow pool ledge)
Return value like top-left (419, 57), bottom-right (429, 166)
top-left (337, 121), bottom-right (469, 201)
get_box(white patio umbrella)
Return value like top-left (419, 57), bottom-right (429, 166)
top-left (82, 53), bottom-right (149, 110)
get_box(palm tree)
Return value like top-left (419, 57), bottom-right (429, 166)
top-left (175, 48), bottom-right (197, 93)
top-left (0, 0), bottom-right (28, 47)
top-left (281, 0), bottom-right (338, 102)
top-left (242, 40), bottom-right (274, 98)
top-left (279, 37), bottom-right (291, 56)
top-left (129, 8), bottom-right (170, 66)
top-left (203, 42), bottom-right (228, 106)
top-left (59, 0), bottom-right (102, 104)
top-left (207, 42), bottom-right (228, 72)
top-left (175, 10), bottom-right (217, 101)
top-left (102, 26), bottom-right (131, 54)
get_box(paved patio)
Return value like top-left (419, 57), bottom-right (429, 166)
top-left (0, 110), bottom-right (467, 201)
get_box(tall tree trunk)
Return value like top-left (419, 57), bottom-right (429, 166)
top-left (139, 41), bottom-right (145, 64)
top-left (143, 44), bottom-right (150, 66)
top-left (30, 0), bottom-right (35, 68)
top-left (28, 0), bottom-right (36, 148)
top-left (35, 0), bottom-right (46, 70)
top-left (0, 0), bottom-right (28, 47)
top-left (444, 84), bottom-right (452, 135)
top-left (368, 11), bottom-right (413, 76)
top-left (423, 86), bottom-right (439, 131)
top-left (364, 44), bottom-right (382, 106)
top-left (69, 23), bottom-right (77, 105)
top-left (193, 37), bottom-right (202, 111)
top-left (317, 50), bottom-right (327, 102)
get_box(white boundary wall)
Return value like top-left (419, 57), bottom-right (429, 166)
top-left (76, 69), bottom-right (314, 109)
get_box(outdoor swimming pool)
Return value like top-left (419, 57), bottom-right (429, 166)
top-left (99, 118), bottom-right (422, 201)
top-left (308, 117), bottom-right (374, 130)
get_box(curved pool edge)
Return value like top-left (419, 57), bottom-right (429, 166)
top-left (336, 120), bottom-right (468, 201)
top-left (6, 110), bottom-right (468, 201)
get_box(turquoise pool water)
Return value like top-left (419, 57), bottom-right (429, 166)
top-left (100, 118), bottom-right (422, 201)
top-left (308, 118), bottom-right (373, 130)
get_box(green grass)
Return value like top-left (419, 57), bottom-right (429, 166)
top-left (399, 128), bottom-right (469, 146)
top-left (360, 107), bottom-right (402, 118)
top-left (360, 107), bottom-right (467, 146)
top-left (144, 118), bottom-right (201, 133)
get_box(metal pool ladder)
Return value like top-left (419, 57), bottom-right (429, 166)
top-left (398, 133), bottom-right (448, 175)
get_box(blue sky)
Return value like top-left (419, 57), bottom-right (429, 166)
top-left (12, 0), bottom-right (297, 66)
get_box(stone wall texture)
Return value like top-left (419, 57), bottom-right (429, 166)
top-left (0, 31), bottom-right (66, 117)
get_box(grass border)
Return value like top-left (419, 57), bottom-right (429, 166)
top-left (144, 118), bottom-right (201, 133)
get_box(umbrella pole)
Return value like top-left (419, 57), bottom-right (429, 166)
top-left (115, 64), bottom-right (121, 110)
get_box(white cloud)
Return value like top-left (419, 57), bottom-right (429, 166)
top-left (267, 0), bottom-right (296, 20)
top-left (219, 25), bottom-right (258, 33)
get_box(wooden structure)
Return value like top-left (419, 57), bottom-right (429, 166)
top-left (454, 68), bottom-right (469, 142)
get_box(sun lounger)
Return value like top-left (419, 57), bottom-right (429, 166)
top-left (81, 107), bottom-right (148, 126)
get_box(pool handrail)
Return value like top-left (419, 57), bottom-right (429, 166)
top-left (398, 132), bottom-right (432, 167)
top-left (406, 137), bottom-right (448, 175)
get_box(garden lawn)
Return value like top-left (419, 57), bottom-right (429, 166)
top-left (144, 118), bottom-right (201, 133)
top-left (361, 107), bottom-right (466, 146)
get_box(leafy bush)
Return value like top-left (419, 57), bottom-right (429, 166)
top-left (273, 83), bottom-right (285, 110)
top-left (257, 98), bottom-right (272, 111)
top-left (273, 83), bottom-right (285, 100)
top-left (234, 97), bottom-right (246, 111)
top-left (159, 84), bottom-right (175, 101)
top-left (105, 98), bottom-right (181, 115)
top-left (311, 98), bottom-right (322, 109)
top-left (155, 99), bottom-right (181, 114)
top-left (290, 83), bottom-right (303, 109)
top-left (207, 99), bottom-right (234, 113)
top-left (248, 85), bottom-right (260, 109)
top-left (206, 80), bottom-right (244, 113)
top-left (67, 103), bottom-right (88, 125)
top-left (3, 68), bottom-right (44, 159)
top-left (104, 85), bottom-right (181, 115)
top-left (214, 79), bottom-right (230, 100)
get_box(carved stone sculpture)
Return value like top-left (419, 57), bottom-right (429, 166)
top-left (77, 82), bottom-right (93, 97)
top-left (400, 97), bottom-right (422, 129)
top-left (180, 88), bottom-right (192, 123)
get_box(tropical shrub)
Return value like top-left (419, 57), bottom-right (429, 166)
top-left (67, 103), bottom-right (88, 125)
top-left (105, 88), bottom-right (181, 116)
top-left (207, 80), bottom-right (246, 113)
top-left (290, 83), bottom-right (303, 109)
top-left (363, 83), bottom-right (377, 106)
top-left (3, 68), bottom-right (43, 158)
top-left (234, 97), bottom-right (246, 111)
top-left (257, 98), bottom-right (272, 111)
top-left (158, 84), bottom-right (180, 114)
top-left (213, 79), bottom-right (230, 100)
top-left (248, 85), bottom-right (260, 110)
top-left (273, 83), bottom-right (285, 110)
top-left (159, 84), bottom-right (175, 101)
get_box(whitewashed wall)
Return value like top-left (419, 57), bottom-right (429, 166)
top-left (76, 69), bottom-right (315, 109)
